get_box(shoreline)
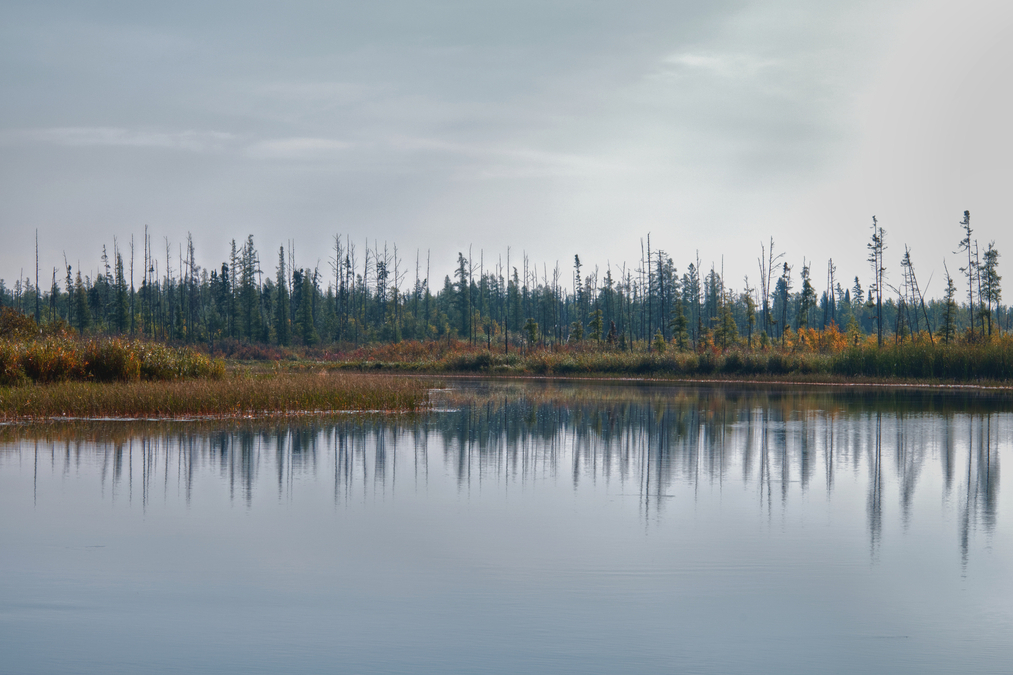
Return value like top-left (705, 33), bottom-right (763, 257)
top-left (420, 371), bottom-right (1013, 392)
top-left (4, 366), bottom-right (1013, 422)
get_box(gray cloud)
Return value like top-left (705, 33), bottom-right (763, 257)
top-left (4, 0), bottom-right (1005, 292)
top-left (2, 127), bottom-right (234, 152)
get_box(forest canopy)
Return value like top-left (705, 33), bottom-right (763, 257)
top-left (1, 213), bottom-right (1003, 352)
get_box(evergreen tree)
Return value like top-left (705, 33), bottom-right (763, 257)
top-left (274, 247), bottom-right (290, 346)
top-left (568, 319), bottom-right (583, 343)
top-left (588, 308), bottom-right (603, 344)
top-left (797, 263), bottom-right (817, 330)
top-left (239, 236), bottom-right (259, 340)
top-left (509, 268), bottom-right (522, 334)
top-left (775, 264), bottom-right (793, 346)
top-left (454, 253), bottom-right (470, 338)
top-left (49, 271), bottom-right (60, 325)
top-left (64, 262), bottom-right (74, 327)
top-left (652, 328), bottom-right (666, 353)
top-left (851, 277), bottom-right (864, 305)
top-left (605, 320), bottom-right (618, 348)
top-left (573, 255), bottom-right (583, 327)
top-left (716, 291), bottom-right (738, 350)
top-left (941, 264), bottom-right (958, 344)
top-left (523, 317), bottom-right (539, 344)
top-left (301, 267), bottom-right (318, 344)
top-left (296, 269), bottom-right (318, 345)
top-left (867, 217), bottom-right (886, 346)
top-left (957, 210), bottom-right (975, 338)
top-left (114, 252), bottom-right (129, 333)
top-left (743, 288), bottom-right (756, 348)
top-left (669, 297), bottom-right (689, 351)
top-left (73, 270), bottom-right (91, 333)
top-left (682, 264), bottom-right (700, 348)
top-left (981, 242), bottom-right (1001, 336)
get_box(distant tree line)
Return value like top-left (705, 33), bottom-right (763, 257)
top-left (0, 212), bottom-right (1004, 351)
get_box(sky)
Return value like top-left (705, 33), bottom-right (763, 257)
top-left (1, 0), bottom-right (1011, 297)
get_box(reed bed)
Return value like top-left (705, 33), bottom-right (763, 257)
top-left (0, 372), bottom-right (430, 420)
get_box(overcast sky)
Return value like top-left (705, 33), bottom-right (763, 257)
top-left (1, 0), bottom-right (1011, 296)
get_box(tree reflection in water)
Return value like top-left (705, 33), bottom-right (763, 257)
top-left (2, 380), bottom-right (1008, 559)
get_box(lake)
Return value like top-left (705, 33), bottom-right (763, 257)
top-left (2, 379), bottom-right (1012, 674)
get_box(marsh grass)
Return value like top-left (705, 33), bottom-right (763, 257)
top-left (0, 372), bottom-right (430, 420)
top-left (326, 337), bottom-right (1013, 384)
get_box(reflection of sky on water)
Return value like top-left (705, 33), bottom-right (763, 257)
top-left (1, 381), bottom-right (1011, 674)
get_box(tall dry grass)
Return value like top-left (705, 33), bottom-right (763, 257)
top-left (0, 372), bottom-right (430, 420)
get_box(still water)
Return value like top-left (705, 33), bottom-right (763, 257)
top-left (2, 379), bottom-right (1012, 674)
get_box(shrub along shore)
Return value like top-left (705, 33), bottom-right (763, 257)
top-left (0, 309), bottom-right (430, 419)
top-left (0, 337), bottom-right (225, 385)
top-left (322, 335), bottom-right (1013, 385)
top-left (2, 338), bottom-right (1011, 420)
top-left (0, 305), bottom-right (224, 385)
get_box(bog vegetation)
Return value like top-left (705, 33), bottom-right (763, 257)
top-left (0, 372), bottom-right (429, 420)
top-left (327, 332), bottom-right (1013, 382)
top-left (0, 308), bottom-right (223, 385)
top-left (0, 307), bottom-right (429, 418)
top-left (1, 210), bottom-right (1010, 382)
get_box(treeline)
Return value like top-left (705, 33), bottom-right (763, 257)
top-left (0, 212), bottom-right (1004, 351)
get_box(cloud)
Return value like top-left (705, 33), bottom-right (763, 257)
top-left (0, 0), bottom-right (948, 286)
top-left (390, 137), bottom-right (625, 178)
top-left (1, 127), bottom-right (234, 152)
top-left (246, 137), bottom-right (353, 160)
top-left (659, 52), bottom-right (782, 78)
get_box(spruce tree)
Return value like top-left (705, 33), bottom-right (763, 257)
top-left (743, 290), bottom-right (756, 348)
top-left (114, 252), bottom-right (129, 333)
top-left (455, 253), bottom-right (469, 339)
top-left (981, 242), bottom-right (1001, 336)
top-left (300, 269), bottom-right (319, 345)
top-left (588, 308), bottom-right (603, 345)
top-left (669, 297), bottom-right (689, 351)
top-left (523, 317), bottom-right (539, 344)
top-left (73, 271), bottom-right (90, 333)
top-left (941, 264), bottom-right (958, 344)
top-left (716, 292), bottom-right (738, 350)
top-left (797, 263), bottom-right (816, 330)
top-left (957, 210), bottom-right (974, 338)
top-left (274, 247), bottom-right (290, 346)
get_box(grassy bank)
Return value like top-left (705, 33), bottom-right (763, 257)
top-left (0, 372), bottom-right (430, 420)
top-left (324, 337), bottom-right (1013, 385)
top-left (0, 337), bottom-right (225, 385)
top-left (0, 308), bottom-right (225, 385)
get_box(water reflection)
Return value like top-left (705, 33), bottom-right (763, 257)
top-left (2, 381), bottom-right (1008, 560)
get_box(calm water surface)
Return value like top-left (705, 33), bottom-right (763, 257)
top-left (2, 380), bottom-right (1012, 674)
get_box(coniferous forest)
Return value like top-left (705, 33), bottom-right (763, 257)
top-left (1, 212), bottom-right (1006, 364)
